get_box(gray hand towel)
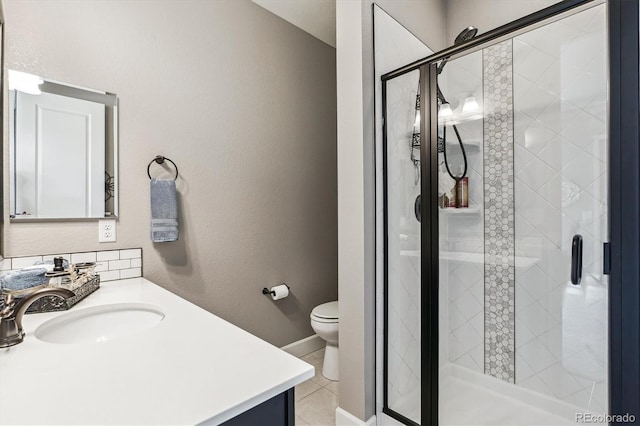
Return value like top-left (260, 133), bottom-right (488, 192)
top-left (150, 178), bottom-right (179, 242)
top-left (0, 267), bottom-right (49, 290)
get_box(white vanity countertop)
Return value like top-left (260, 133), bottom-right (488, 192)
top-left (0, 278), bottom-right (314, 425)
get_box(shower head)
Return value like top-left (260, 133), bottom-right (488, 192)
top-left (437, 26), bottom-right (479, 75)
top-left (454, 27), bottom-right (478, 45)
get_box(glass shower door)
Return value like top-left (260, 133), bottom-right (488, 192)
top-left (436, 4), bottom-right (608, 425)
top-left (383, 68), bottom-right (422, 425)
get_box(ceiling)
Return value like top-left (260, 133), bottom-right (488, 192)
top-left (252, 0), bottom-right (336, 48)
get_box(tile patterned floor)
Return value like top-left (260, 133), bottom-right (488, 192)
top-left (296, 349), bottom-right (338, 425)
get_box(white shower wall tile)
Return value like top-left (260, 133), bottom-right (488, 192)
top-left (373, 5), bottom-right (432, 418)
top-left (561, 111), bottom-right (606, 149)
top-left (512, 42), bottom-right (556, 83)
top-left (519, 375), bottom-right (555, 396)
top-left (513, 4), bottom-right (608, 413)
top-left (538, 362), bottom-right (586, 399)
top-left (519, 302), bottom-right (558, 337)
top-left (519, 338), bottom-right (558, 373)
top-left (519, 85), bottom-right (558, 122)
top-left (375, 3), bottom-right (609, 419)
top-left (515, 320), bottom-right (536, 349)
top-left (518, 265), bottom-right (557, 300)
top-left (437, 45), bottom-right (487, 376)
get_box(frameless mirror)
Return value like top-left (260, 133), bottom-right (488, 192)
top-left (8, 70), bottom-right (118, 220)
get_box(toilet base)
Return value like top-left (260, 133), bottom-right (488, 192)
top-left (322, 342), bottom-right (339, 381)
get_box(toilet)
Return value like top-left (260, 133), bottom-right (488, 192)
top-left (310, 301), bottom-right (339, 381)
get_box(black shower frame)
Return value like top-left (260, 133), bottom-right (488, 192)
top-left (380, 0), bottom-right (640, 424)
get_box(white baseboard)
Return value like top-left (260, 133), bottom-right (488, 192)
top-left (280, 334), bottom-right (325, 358)
top-left (336, 407), bottom-right (376, 426)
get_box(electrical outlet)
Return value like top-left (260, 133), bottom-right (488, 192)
top-left (99, 219), bottom-right (117, 242)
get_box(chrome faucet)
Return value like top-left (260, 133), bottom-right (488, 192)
top-left (0, 287), bottom-right (74, 348)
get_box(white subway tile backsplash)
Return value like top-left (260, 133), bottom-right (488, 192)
top-left (0, 259), bottom-right (11, 271)
top-left (94, 262), bottom-right (109, 272)
top-left (42, 254), bottom-right (71, 262)
top-left (109, 259), bottom-right (131, 271)
top-left (12, 256), bottom-right (43, 269)
top-left (120, 249), bottom-right (141, 259)
top-left (99, 270), bottom-right (120, 282)
top-left (96, 250), bottom-right (120, 261)
top-left (2, 248), bottom-right (142, 285)
top-left (119, 268), bottom-right (142, 279)
top-left (71, 252), bottom-right (97, 263)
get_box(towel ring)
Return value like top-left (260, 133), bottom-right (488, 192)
top-left (147, 155), bottom-right (179, 180)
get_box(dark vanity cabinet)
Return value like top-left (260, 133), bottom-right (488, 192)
top-left (221, 388), bottom-right (294, 426)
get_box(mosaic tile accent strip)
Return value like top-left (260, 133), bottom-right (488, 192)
top-left (1, 248), bottom-right (142, 282)
top-left (482, 40), bottom-right (515, 383)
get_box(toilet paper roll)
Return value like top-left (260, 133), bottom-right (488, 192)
top-left (270, 284), bottom-right (289, 301)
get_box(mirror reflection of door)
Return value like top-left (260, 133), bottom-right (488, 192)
top-left (15, 91), bottom-right (105, 218)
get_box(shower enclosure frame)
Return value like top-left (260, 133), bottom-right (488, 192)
top-left (380, 0), bottom-right (640, 424)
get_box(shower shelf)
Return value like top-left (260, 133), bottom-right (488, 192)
top-left (399, 250), bottom-right (539, 268)
top-left (446, 139), bottom-right (481, 153)
top-left (406, 133), bottom-right (481, 152)
top-left (405, 134), bottom-right (481, 156)
top-left (440, 205), bottom-right (481, 215)
top-left (439, 114), bottom-right (483, 126)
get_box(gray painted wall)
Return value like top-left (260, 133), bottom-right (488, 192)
top-left (2, 0), bottom-right (337, 347)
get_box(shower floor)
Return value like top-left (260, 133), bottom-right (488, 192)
top-left (386, 365), bottom-right (605, 426)
top-left (439, 376), bottom-right (572, 425)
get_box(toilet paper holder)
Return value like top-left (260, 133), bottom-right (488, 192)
top-left (262, 284), bottom-right (290, 297)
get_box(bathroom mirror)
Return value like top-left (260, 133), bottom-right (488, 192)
top-left (8, 70), bottom-right (118, 220)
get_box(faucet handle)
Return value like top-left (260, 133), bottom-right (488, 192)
top-left (0, 292), bottom-right (16, 318)
top-left (0, 287), bottom-right (74, 348)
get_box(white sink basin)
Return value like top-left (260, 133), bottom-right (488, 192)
top-left (35, 303), bottom-right (165, 344)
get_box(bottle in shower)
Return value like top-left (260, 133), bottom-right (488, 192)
top-left (456, 177), bottom-right (468, 208)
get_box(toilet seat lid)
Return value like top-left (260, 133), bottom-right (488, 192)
top-left (311, 301), bottom-right (338, 319)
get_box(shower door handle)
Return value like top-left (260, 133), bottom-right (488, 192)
top-left (571, 234), bottom-right (583, 285)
